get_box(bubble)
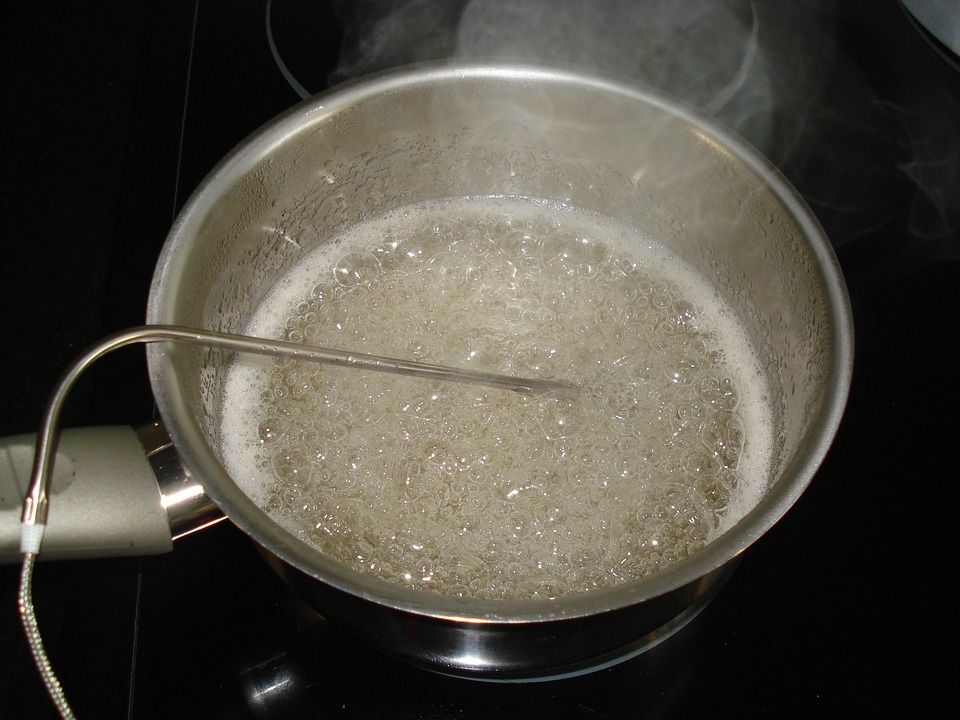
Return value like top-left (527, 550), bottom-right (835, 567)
top-left (265, 491), bottom-right (283, 511)
top-left (406, 337), bottom-right (427, 359)
top-left (684, 451), bottom-right (722, 477)
top-left (333, 252), bottom-right (382, 288)
top-left (700, 410), bottom-right (745, 468)
top-left (673, 299), bottom-right (698, 326)
top-left (258, 417), bottom-right (286, 443)
top-left (717, 377), bottom-right (739, 409)
top-left (502, 228), bottom-right (541, 262)
top-left (696, 375), bottom-right (722, 404)
top-left (651, 290), bottom-right (674, 311)
top-left (697, 469), bottom-right (737, 511)
top-left (665, 354), bottom-right (703, 384)
top-left (312, 283), bottom-right (330, 303)
top-left (398, 231), bottom-right (452, 263)
top-left (272, 449), bottom-right (308, 485)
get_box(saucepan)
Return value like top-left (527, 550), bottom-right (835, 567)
top-left (1, 63), bottom-right (853, 681)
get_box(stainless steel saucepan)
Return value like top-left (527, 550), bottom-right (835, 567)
top-left (1, 63), bottom-right (853, 681)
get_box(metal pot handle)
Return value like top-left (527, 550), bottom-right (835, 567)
top-left (0, 420), bottom-right (223, 563)
top-left (136, 419), bottom-right (226, 540)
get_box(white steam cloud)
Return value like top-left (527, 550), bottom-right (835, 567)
top-left (317, 0), bottom-right (960, 250)
top-left (330, 0), bottom-right (839, 166)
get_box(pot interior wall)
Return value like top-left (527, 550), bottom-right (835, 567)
top-left (150, 67), bottom-right (841, 563)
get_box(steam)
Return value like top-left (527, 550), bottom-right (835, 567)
top-left (896, 84), bottom-right (960, 243)
top-left (319, 0), bottom-right (960, 251)
top-left (329, 0), bottom-right (838, 166)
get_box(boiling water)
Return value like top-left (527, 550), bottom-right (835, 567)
top-left (221, 196), bottom-right (773, 600)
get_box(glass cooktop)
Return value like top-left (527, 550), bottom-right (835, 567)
top-left (1, 1), bottom-right (958, 716)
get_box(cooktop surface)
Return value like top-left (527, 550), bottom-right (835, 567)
top-left (1, 1), bottom-right (958, 717)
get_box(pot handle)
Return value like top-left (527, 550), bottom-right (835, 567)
top-left (0, 421), bottom-right (224, 563)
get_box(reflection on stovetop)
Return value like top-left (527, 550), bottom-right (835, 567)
top-left (2, 0), bottom-right (959, 717)
top-left (134, 524), bottom-right (702, 719)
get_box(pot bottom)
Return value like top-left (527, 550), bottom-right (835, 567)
top-left (262, 546), bottom-right (738, 683)
top-left (431, 588), bottom-right (717, 683)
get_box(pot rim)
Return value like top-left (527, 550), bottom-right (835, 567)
top-left (147, 61), bottom-right (853, 624)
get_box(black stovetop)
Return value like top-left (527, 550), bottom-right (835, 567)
top-left (2, 1), bottom-right (958, 717)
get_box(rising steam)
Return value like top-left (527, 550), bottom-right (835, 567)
top-left (329, 0), bottom-right (839, 167)
top-left (313, 0), bottom-right (959, 251)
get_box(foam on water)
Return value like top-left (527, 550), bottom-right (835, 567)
top-left (220, 196), bottom-right (773, 600)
